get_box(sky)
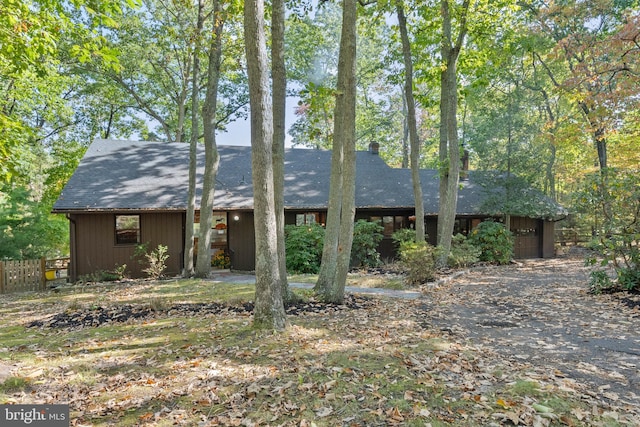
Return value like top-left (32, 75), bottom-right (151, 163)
top-left (216, 96), bottom-right (300, 147)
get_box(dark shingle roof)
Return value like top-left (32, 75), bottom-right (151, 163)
top-left (53, 139), bottom-right (564, 219)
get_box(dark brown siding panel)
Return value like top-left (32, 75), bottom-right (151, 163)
top-left (511, 216), bottom-right (542, 259)
top-left (228, 212), bottom-right (255, 271)
top-left (542, 220), bottom-right (555, 258)
top-left (140, 212), bottom-right (183, 276)
top-left (73, 212), bottom-right (183, 280)
top-left (425, 218), bottom-right (438, 246)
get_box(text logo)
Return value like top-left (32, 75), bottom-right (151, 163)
top-left (1, 405), bottom-right (69, 426)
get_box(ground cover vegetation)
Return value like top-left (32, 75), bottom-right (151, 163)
top-left (1, 275), bottom-right (636, 426)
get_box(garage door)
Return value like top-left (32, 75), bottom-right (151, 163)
top-left (511, 217), bottom-right (542, 259)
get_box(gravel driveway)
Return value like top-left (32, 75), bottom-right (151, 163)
top-left (417, 251), bottom-right (640, 413)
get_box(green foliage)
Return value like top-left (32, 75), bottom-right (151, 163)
top-left (468, 221), bottom-right (513, 265)
top-left (0, 185), bottom-right (68, 259)
top-left (448, 233), bottom-right (481, 268)
top-left (578, 169), bottom-right (640, 293)
top-left (350, 219), bottom-right (384, 268)
top-left (135, 243), bottom-right (169, 279)
top-left (398, 241), bottom-right (441, 285)
top-left (477, 173), bottom-right (566, 220)
top-left (78, 265), bottom-right (127, 283)
top-left (285, 224), bottom-right (325, 274)
top-left (588, 270), bottom-right (614, 295)
top-left (392, 228), bottom-right (417, 246)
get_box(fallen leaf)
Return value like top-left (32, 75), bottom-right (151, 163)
top-left (315, 406), bottom-right (333, 418)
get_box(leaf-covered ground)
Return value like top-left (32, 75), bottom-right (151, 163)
top-left (1, 253), bottom-right (639, 426)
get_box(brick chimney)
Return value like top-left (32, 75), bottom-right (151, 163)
top-left (368, 142), bottom-right (380, 155)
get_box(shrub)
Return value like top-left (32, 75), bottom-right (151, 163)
top-left (285, 224), bottom-right (325, 274)
top-left (577, 169), bottom-right (640, 293)
top-left (398, 241), bottom-right (441, 285)
top-left (392, 228), bottom-right (417, 246)
top-left (448, 233), bottom-right (481, 268)
top-left (135, 243), bottom-right (169, 279)
top-left (468, 221), bottom-right (513, 265)
top-left (588, 269), bottom-right (614, 294)
top-left (351, 219), bottom-right (384, 268)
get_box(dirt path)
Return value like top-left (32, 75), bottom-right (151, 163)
top-left (418, 253), bottom-right (640, 411)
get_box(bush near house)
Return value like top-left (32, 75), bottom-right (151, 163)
top-left (285, 224), bottom-right (325, 274)
top-left (350, 219), bottom-right (384, 268)
top-left (398, 241), bottom-right (442, 285)
top-left (468, 221), bottom-right (513, 265)
top-left (448, 233), bottom-right (481, 268)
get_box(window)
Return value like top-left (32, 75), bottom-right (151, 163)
top-left (371, 216), bottom-right (406, 237)
top-left (296, 212), bottom-right (320, 226)
top-left (115, 215), bottom-right (140, 245)
top-left (454, 218), bottom-right (472, 236)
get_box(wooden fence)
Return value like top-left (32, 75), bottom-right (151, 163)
top-left (0, 257), bottom-right (70, 294)
top-left (555, 227), bottom-right (592, 246)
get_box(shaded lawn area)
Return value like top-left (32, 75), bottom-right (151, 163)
top-left (0, 278), bottom-right (630, 426)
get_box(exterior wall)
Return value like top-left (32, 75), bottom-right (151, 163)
top-left (227, 211), bottom-right (255, 272)
top-left (542, 220), bottom-right (555, 258)
top-left (69, 209), bottom-right (555, 281)
top-left (69, 212), bottom-right (183, 280)
top-left (511, 216), bottom-right (542, 258)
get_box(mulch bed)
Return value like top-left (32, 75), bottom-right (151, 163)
top-left (27, 295), bottom-right (375, 330)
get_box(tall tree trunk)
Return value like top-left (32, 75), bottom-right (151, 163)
top-left (401, 93), bottom-right (409, 169)
top-left (578, 100), bottom-right (607, 170)
top-left (437, 0), bottom-right (469, 264)
top-left (396, 0), bottom-right (425, 243)
top-left (245, 0), bottom-right (287, 330)
top-left (315, 0), bottom-right (358, 304)
top-left (183, 0), bottom-right (204, 277)
top-left (540, 88), bottom-right (557, 200)
top-left (195, 0), bottom-right (224, 277)
top-left (272, 0), bottom-right (291, 302)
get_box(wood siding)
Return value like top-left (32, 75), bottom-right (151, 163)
top-left (542, 220), bottom-right (555, 258)
top-left (67, 210), bottom-right (555, 281)
top-left (227, 211), bottom-right (255, 271)
top-left (70, 212), bottom-right (183, 280)
top-left (511, 216), bottom-right (542, 259)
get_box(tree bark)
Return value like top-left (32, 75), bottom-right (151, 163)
top-left (245, 0), bottom-right (287, 329)
top-left (437, 0), bottom-right (469, 264)
top-left (195, 0), bottom-right (224, 277)
top-left (183, 0), bottom-right (204, 277)
top-left (396, 0), bottom-right (425, 243)
top-left (315, 0), bottom-right (358, 304)
top-left (272, 0), bottom-right (291, 302)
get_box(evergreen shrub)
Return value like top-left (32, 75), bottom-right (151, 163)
top-left (468, 221), bottom-right (513, 265)
top-left (399, 241), bottom-right (441, 285)
top-left (350, 219), bottom-right (384, 268)
top-left (448, 233), bottom-right (481, 268)
top-left (285, 224), bottom-right (325, 274)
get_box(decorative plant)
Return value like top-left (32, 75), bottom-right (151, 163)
top-left (211, 251), bottom-right (231, 269)
top-left (392, 228), bottom-right (417, 246)
top-left (135, 243), bottom-right (169, 279)
top-left (285, 224), bottom-right (325, 274)
top-left (398, 241), bottom-right (441, 285)
top-left (468, 221), bottom-right (513, 265)
top-left (350, 219), bottom-right (384, 268)
top-left (448, 233), bottom-right (480, 268)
